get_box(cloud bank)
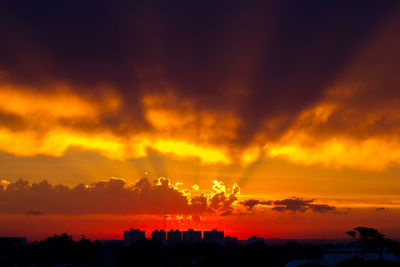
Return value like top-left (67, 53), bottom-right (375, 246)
top-left (0, 177), bottom-right (335, 216)
top-left (0, 177), bottom-right (240, 216)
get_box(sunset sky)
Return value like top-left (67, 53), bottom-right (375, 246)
top-left (1, 1), bottom-right (400, 241)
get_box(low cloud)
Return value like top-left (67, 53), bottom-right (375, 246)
top-left (240, 199), bottom-right (272, 210)
top-left (273, 198), bottom-right (335, 213)
top-left (0, 177), bottom-right (240, 216)
top-left (240, 197), bottom-right (335, 213)
top-left (25, 210), bottom-right (45, 216)
top-left (0, 178), bottom-right (336, 216)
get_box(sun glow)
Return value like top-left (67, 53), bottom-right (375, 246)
top-left (150, 139), bottom-right (231, 164)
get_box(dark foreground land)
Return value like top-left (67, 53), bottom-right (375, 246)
top-left (1, 235), bottom-right (400, 267)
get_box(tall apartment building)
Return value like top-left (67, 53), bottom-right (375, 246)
top-left (182, 229), bottom-right (202, 243)
top-left (167, 230), bottom-right (182, 244)
top-left (203, 229), bottom-right (224, 244)
top-left (152, 229), bottom-right (166, 244)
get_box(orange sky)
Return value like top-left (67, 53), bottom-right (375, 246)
top-left (1, 1), bottom-right (400, 241)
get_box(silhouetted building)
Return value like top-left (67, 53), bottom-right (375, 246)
top-left (152, 229), bottom-right (166, 244)
top-left (123, 228), bottom-right (145, 245)
top-left (248, 236), bottom-right (264, 244)
top-left (167, 230), bottom-right (182, 244)
top-left (182, 229), bottom-right (201, 243)
top-left (203, 229), bottom-right (224, 244)
top-left (224, 235), bottom-right (238, 245)
top-left (0, 237), bottom-right (27, 246)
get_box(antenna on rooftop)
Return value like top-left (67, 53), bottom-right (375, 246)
top-left (163, 207), bottom-right (166, 231)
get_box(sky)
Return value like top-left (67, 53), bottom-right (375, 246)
top-left (1, 1), bottom-right (400, 241)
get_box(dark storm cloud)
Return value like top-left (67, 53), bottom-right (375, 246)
top-left (0, 177), bottom-right (239, 216)
top-left (0, 1), bottom-right (397, 146)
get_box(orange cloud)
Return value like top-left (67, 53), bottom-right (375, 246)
top-left (0, 83), bottom-right (120, 119)
top-left (0, 85), bottom-right (97, 119)
top-left (2, 49), bottom-right (400, 170)
top-left (0, 1), bottom-right (399, 173)
top-left (151, 139), bottom-right (230, 164)
top-left (142, 92), bottom-right (239, 145)
top-left (266, 136), bottom-right (400, 170)
top-left (262, 98), bottom-right (400, 170)
top-left (0, 85), bottom-right (235, 164)
top-left (2, 81), bottom-right (400, 170)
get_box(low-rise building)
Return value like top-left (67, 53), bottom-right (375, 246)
top-left (224, 236), bottom-right (238, 245)
top-left (0, 237), bottom-right (27, 246)
top-left (286, 246), bottom-right (400, 267)
top-left (248, 236), bottom-right (264, 244)
top-left (323, 247), bottom-right (398, 266)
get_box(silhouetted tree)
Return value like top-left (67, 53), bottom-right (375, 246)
top-left (346, 227), bottom-right (390, 260)
top-left (346, 230), bottom-right (357, 239)
top-left (44, 232), bottom-right (73, 245)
